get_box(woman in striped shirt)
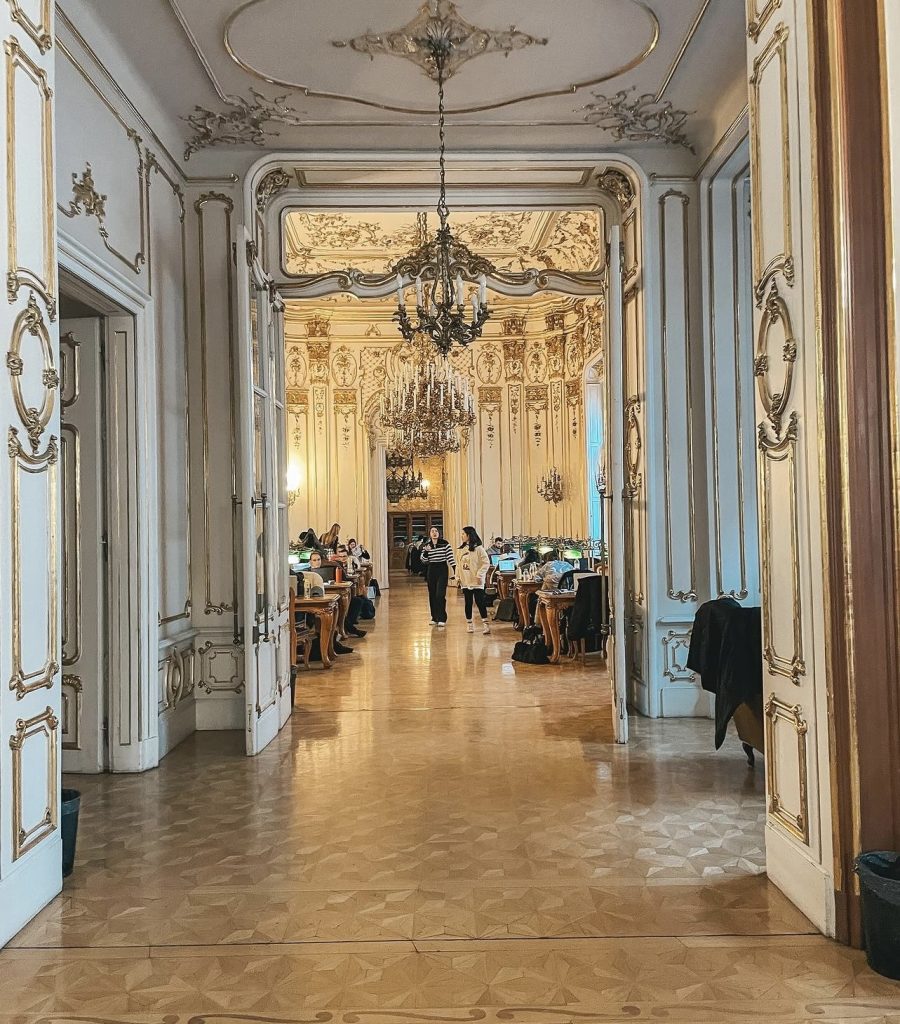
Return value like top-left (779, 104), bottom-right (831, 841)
top-left (420, 526), bottom-right (456, 627)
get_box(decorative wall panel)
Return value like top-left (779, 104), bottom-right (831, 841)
top-left (9, 706), bottom-right (58, 859)
top-left (749, 23), bottom-right (793, 301)
top-left (7, 429), bottom-right (58, 700)
top-left (5, 36), bottom-right (54, 316)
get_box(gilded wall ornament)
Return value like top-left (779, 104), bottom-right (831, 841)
top-left (583, 88), bottom-right (694, 151)
top-left (526, 347), bottom-right (548, 384)
top-left (597, 167), bottom-right (636, 210)
top-left (60, 163), bottom-right (106, 221)
top-left (503, 339), bottom-right (526, 382)
top-left (502, 315), bottom-right (527, 336)
top-left (476, 346), bottom-right (503, 385)
top-left (183, 90), bottom-right (305, 160)
top-left (331, 0), bottom-right (547, 81)
top-left (255, 166), bottom-right (292, 212)
top-left (331, 346), bottom-right (359, 388)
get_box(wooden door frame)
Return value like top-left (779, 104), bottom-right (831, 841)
top-left (809, 0), bottom-right (900, 946)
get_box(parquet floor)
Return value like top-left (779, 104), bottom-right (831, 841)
top-left (5, 577), bottom-right (899, 1023)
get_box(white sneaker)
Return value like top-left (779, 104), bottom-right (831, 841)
top-left (482, 621), bottom-right (491, 635)
top-left (466, 621), bottom-right (474, 633)
top-left (437, 622), bottom-right (446, 628)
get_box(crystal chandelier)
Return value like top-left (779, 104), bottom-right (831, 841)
top-left (381, 336), bottom-right (475, 457)
top-left (537, 466), bottom-right (564, 504)
top-left (392, 33), bottom-right (491, 355)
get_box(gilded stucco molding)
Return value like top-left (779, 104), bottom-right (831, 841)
top-left (10, 707), bottom-right (58, 859)
top-left (61, 674), bottom-right (83, 751)
top-left (5, 37), bottom-right (56, 319)
top-left (194, 192), bottom-right (238, 617)
top-left (255, 166), bottom-right (292, 212)
top-left (583, 88), bottom-right (694, 151)
top-left (221, 0), bottom-right (659, 117)
top-left (160, 644), bottom-right (196, 711)
top-left (6, 0), bottom-right (52, 53)
top-left (749, 23), bottom-right (794, 305)
top-left (746, 0), bottom-right (783, 43)
top-left (662, 629), bottom-right (697, 684)
top-left (755, 279), bottom-right (797, 439)
top-left (332, 0), bottom-right (547, 79)
top-left (8, 428), bottom-right (59, 701)
top-left (758, 413), bottom-right (805, 685)
top-left (764, 693), bottom-right (809, 843)
top-left (7, 292), bottom-right (57, 452)
top-left (596, 167), bottom-right (636, 210)
top-left (197, 640), bottom-right (244, 695)
top-left (184, 89), bottom-right (304, 160)
top-left (59, 152), bottom-right (147, 275)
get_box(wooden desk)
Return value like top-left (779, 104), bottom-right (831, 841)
top-left (294, 594), bottom-right (340, 668)
top-left (325, 581), bottom-right (354, 637)
top-left (513, 579), bottom-right (542, 630)
top-left (496, 570), bottom-right (517, 602)
top-left (536, 590), bottom-right (577, 664)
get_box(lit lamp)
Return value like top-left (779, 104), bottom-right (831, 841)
top-left (286, 463), bottom-right (302, 507)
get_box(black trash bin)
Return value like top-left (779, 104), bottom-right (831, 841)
top-left (855, 851), bottom-right (900, 980)
top-left (61, 788), bottom-right (81, 878)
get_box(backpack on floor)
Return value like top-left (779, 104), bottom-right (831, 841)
top-left (493, 597), bottom-right (516, 622)
top-left (359, 597), bottom-right (377, 620)
top-left (512, 632), bottom-right (549, 665)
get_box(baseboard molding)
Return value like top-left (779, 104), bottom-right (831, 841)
top-left (196, 696), bottom-right (243, 731)
top-left (158, 697), bottom-right (197, 758)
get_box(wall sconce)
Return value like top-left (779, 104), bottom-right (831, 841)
top-left (537, 466), bottom-right (564, 504)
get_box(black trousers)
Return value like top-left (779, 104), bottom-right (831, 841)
top-left (463, 587), bottom-right (489, 620)
top-left (346, 596), bottom-right (364, 630)
top-left (426, 564), bottom-right (449, 623)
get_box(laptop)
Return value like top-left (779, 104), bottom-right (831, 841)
top-left (498, 557), bottom-right (518, 572)
top-left (317, 565), bottom-right (337, 584)
top-left (490, 553), bottom-right (502, 566)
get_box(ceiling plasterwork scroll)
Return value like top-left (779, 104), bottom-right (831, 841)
top-left (596, 167), bottom-right (636, 210)
top-left (184, 89), bottom-right (305, 160)
top-left (583, 88), bottom-right (694, 151)
top-left (255, 166), bottom-right (292, 212)
top-left (331, 0), bottom-right (548, 80)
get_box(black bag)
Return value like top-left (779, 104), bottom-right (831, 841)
top-left (359, 597), bottom-right (376, 620)
top-left (493, 597), bottom-right (516, 622)
top-left (369, 578), bottom-right (381, 597)
top-left (512, 633), bottom-right (550, 664)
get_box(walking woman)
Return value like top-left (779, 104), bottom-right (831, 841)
top-left (421, 526), bottom-right (456, 627)
top-left (458, 526), bottom-right (491, 635)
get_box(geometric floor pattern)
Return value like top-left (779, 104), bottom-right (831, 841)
top-left (5, 577), bottom-right (899, 1021)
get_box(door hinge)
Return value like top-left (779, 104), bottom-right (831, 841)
top-left (101, 533), bottom-right (109, 561)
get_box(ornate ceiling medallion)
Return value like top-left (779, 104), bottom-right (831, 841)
top-left (222, 0), bottom-right (659, 117)
top-left (183, 90), bottom-right (304, 160)
top-left (583, 89), bottom-right (694, 151)
top-left (332, 0), bottom-right (547, 80)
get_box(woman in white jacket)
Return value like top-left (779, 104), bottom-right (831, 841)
top-left (458, 527), bottom-right (491, 634)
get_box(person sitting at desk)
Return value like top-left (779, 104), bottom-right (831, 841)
top-left (299, 527), bottom-right (328, 558)
top-left (487, 536), bottom-right (504, 555)
top-left (320, 523), bottom-right (341, 553)
top-left (347, 538), bottom-right (371, 565)
top-left (310, 550), bottom-right (367, 640)
top-left (533, 550), bottom-right (574, 591)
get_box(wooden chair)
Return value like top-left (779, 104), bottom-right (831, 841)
top-left (289, 588), bottom-right (314, 671)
